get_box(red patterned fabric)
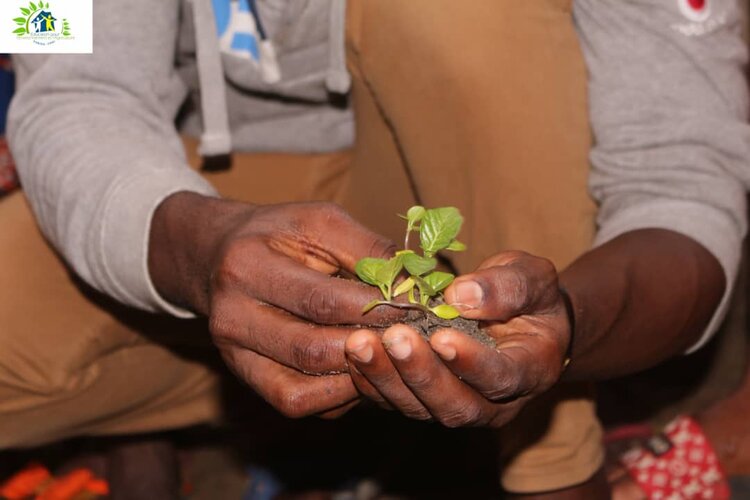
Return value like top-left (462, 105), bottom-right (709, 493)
top-left (0, 137), bottom-right (19, 196)
top-left (620, 416), bottom-right (730, 500)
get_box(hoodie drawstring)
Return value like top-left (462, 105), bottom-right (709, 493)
top-left (248, 0), bottom-right (281, 84)
top-left (326, 0), bottom-right (351, 94)
top-left (193, 0), bottom-right (233, 158)
top-left (192, 0), bottom-right (350, 159)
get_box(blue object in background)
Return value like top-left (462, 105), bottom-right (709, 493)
top-left (242, 465), bottom-right (284, 500)
top-left (0, 55), bottom-right (14, 135)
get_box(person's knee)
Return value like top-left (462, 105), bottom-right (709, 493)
top-left (0, 358), bottom-right (99, 448)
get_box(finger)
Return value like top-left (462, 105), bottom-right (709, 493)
top-left (429, 329), bottom-right (542, 401)
top-left (211, 294), bottom-right (352, 374)
top-left (216, 240), bottom-right (404, 326)
top-left (318, 399), bottom-right (361, 420)
top-left (444, 253), bottom-right (560, 321)
top-left (344, 339), bottom-right (394, 409)
top-left (348, 368), bottom-right (395, 411)
top-left (303, 203), bottom-right (399, 272)
top-left (224, 346), bottom-right (358, 418)
top-left (347, 357), bottom-right (389, 408)
top-left (345, 329), bottom-right (431, 420)
top-left (248, 202), bottom-right (397, 275)
top-left (382, 326), bottom-right (492, 428)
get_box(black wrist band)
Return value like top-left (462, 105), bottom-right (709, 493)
top-left (558, 286), bottom-right (576, 370)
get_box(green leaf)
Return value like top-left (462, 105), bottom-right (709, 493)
top-left (408, 286), bottom-right (418, 304)
top-left (431, 304), bottom-right (461, 320)
top-left (375, 255), bottom-right (404, 291)
top-left (393, 277), bottom-right (415, 297)
top-left (13, 27), bottom-right (26, 34)
top-left (29, 2), bottom-right (37, 12)
top-left (406, 205), bottom-right (425, 226)
top-left (446, 240), bottom-right (467, 252)
top-left (419, 207), bottom-right (464, 257)
top-left (422, 271), bottom-right (455, 294)
top-left (355, 257), bottom-right (388, 287)
top-left (14, 17), bottom-right (26, 24)
top-left (46, 2), bottom-right (50, 7)
top-left (412, 275), bottom-right (436, 300)
top-left (20, 7), bottom-right (30, 15)
top-left (402, 253), bottom-right (436, 276)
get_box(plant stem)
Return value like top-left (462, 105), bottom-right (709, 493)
top-left (420, 293), bottom-right (430, 307)
top-left (370, 301), bottom-right (433, 315)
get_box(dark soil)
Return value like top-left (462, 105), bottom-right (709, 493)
top-left (404, 305), bottom-right (496, 348)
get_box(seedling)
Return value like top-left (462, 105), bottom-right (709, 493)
top-left (355, 206), bottom-right (467, 320)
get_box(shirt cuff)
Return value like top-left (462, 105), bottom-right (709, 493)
top-left (95, 166), bottom-right (218, 318)
top-left (594, 199), bottom-right (743, 354)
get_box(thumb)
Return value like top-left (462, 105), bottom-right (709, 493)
top-left (445, 256), bottom-right (559, 321)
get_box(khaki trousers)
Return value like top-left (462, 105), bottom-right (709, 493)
top-left (0, 0), bottom-right (603, 492)
top-left (343, 0), bottom-right (602, 492)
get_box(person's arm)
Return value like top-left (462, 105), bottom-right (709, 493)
top-left (8, 0), bottom-right (401, 418)
top-left (343, 0), bottom-right (749, 427)
top-left (565, 0), bottom-right (749, 376)
top-left (560, 229), bottom-right (723, 379)
top-left (8, 0), bottom-right (216, 316)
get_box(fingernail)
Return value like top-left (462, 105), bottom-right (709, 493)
top-left (433, 341), bottom-right (457, 361)
top-left (385, 335), bottom-right (412, 360)
top-left (348, 342), bottom-right (373, 364)
top-left (452, 281), bottom-right (483, 309)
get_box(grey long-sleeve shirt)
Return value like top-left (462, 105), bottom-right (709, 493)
top-left (8, 0), bottom-right (750, 349)
top-left (575, 0), bottom-right (750, 350)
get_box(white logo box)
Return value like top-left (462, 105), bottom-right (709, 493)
top-left (0, 0), bottom-right (92, 54)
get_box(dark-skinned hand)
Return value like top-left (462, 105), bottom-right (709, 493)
top-left (149, 192), bottom-right (403, 419)
top-left (344, 251), bottom-right (571, 428)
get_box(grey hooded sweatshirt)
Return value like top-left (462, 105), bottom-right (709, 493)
top-left (8, 0), bottom-right (750, 351)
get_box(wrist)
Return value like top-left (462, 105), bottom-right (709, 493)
top-left (148, 191), bottom-right (254, 314)
top-left (558, 286), bottom-right (576, 372)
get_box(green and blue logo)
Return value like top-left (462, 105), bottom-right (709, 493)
top-left (12, 2), bottom-right (71, 43)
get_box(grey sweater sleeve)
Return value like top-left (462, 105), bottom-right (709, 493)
top-left (573, 0), bottom-right (750, 351)
top-left (8, 0), bottom-right (217, 316)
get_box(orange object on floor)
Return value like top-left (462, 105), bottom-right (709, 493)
top-left (0, 464), bottom-right (108, 500)
top-left (0, 464), bottom-right (51, 499)
top-left (36, 469), bottom-right (93, 500)
top-left (80, 480), bottom-right (108, 497)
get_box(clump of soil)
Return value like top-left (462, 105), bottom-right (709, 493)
top-left (404, 305), bottom-right (496, 348)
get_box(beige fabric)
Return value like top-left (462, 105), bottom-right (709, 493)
top-left (344, 0), bottom-right (603, 493)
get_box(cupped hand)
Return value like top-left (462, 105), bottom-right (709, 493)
top-left (149, 192), bottom-right (404, 418)
top-left (344, 251), bottom-right (571, 428)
